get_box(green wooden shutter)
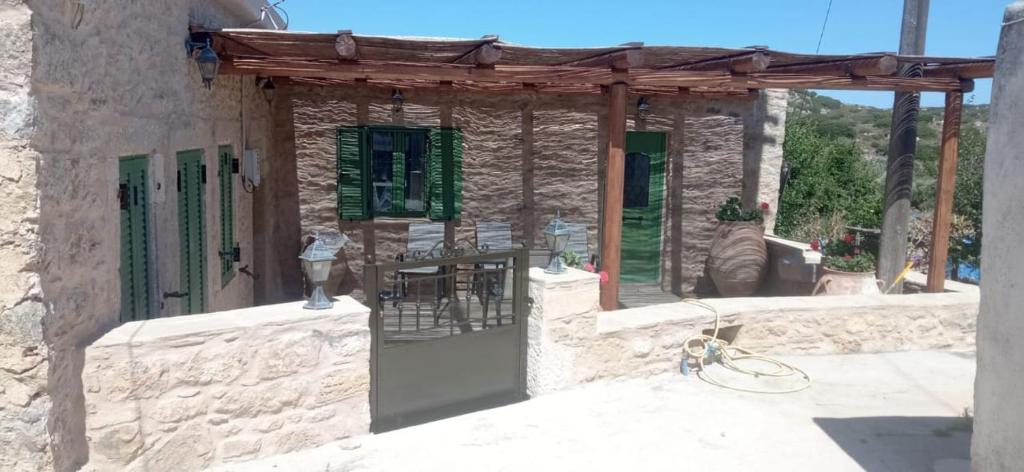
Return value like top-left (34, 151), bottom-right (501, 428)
top-left (337, 126), bottom-right (369, 220)
top-left (177, 150), bottom-right (207, 315)
top-left (218, 145), bottom-right (235, 286)
top-left (119, 155), bottom-right (151, 322)
top-left (427, 127), bottom-right (463, 220)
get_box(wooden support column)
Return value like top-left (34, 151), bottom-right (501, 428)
top-left (355, 80), bottom-right (375, 264)
top-left (440, 81), bottom-right (456, 247)
top-left (521, 104), bottom-right (535, 247)
top-left (926, 91), bottom-right (963, 292)
top-left (600, 82), bottom-right (628, 310)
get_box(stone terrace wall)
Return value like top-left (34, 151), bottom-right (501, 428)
top-left (80, 299), bottom-right (371, 472)
top-left (528, 268), bottom-right (978, 393)
top-left (281, 85), bottom-right (787, 299)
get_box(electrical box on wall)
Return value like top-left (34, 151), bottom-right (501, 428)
top-left (242, 149), bottom-right (261, 188)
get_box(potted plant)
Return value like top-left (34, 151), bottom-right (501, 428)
top-left (707, 196), bottom-right (769, 297)
top-left (811, 234), bottom-right (883, 295)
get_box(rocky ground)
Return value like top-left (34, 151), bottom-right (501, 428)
top-left (211, 350), bottom-right (975, 472)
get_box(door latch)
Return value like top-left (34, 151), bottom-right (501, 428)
top-left (162, 291), bottom-right (189, 299)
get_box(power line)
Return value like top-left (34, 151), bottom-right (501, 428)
top-left (815, 0), bottom-right (834, 54)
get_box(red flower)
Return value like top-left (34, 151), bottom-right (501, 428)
top-left (843, 234), bottom-right (856, 244)
top-left (583, 263), bottom-right (595, 273)
top-left (598, 271), bottom-right (609, 284)
top-left (759, 201), bottom-right (770, 210)
top-left (810, 240), bottom-right (821, 251)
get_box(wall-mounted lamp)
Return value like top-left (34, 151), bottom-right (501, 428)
top-left (185, 33), bottom-right (220, 89)
top-left (256, 76), bottom-right (276, 102)
top-left (637, 97), bottom-right (651, 122)
top-left (391, 89), bottom-right (405, 113)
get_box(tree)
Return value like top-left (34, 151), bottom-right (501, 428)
top-left (775, 116), bottom-right (883, 241)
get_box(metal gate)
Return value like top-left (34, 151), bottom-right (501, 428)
top-left (365, 246), bottom-right (529, 432)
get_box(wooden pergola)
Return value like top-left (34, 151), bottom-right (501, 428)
top-left (201, 28), bottom-right (995, 309)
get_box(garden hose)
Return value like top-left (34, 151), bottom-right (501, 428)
top-left (884, 261), bottom-right (917, 294)
top-left (680, 299), bottom-right (812, 394)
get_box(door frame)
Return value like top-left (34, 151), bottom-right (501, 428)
top-left (620, 131), bottom-right (668, 284)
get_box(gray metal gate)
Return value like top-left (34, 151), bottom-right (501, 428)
top-left (365, 246), bottom-right (529, 432)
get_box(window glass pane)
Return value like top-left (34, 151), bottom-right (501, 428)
top-left (404, 132), bottom-right (426, 212)
top-left (371, 131), bottom-right (393, 212)
top-left (623, 152), bottom-right (650, 209)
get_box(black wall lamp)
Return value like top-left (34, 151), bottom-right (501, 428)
top-left (391, 89), bottom-right (405, 113)
top-left (185, 32), bottom-right (220, 89)
top-left (637, 97), bottom-right (651, 122)
top-left (256, 76), bottom-right (276, 102)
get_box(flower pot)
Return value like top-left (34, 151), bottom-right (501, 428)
top-left (707, 221), bottom-right (768, 297)
top-left (812, 266), bottom-right (883, 296)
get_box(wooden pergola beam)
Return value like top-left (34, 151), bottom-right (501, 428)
top-left (767, 54), bottom-right (899, 76)
top-left (335, 29), bottom-right (357, 60)
top-left (923, 61), bottom-right (995, 79)
top-left (926, 91), bottom-right (963, 293)
top-left (222, 58), bottom-right (972, 92)
top-left (666, 51), bottom-right (771, 73)
top-left (561, 46), bottom-right (644, 70)
top-left (452, 36), bottom-right (503, 66)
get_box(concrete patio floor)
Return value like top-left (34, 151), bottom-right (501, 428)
top-left (211, 350), bottom-right (976, 472)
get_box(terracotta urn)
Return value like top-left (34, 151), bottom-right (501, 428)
top-left (707, 221), bottom-right (768, 297)
top-left (812, 266), bottom-right (883, 296)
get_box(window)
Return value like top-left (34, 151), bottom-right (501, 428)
top-left (623, 151), bottom-right (651, 209)
top-left (337, 126), bottom-right (462, 220)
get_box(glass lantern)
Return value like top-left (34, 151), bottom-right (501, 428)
top-left (299, 232), bottom-right (350, 309)
top-left (543, 212), bottom-right (572, 274)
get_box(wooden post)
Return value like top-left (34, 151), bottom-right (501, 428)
top-left (926, 91), bottom-right (962, 292)
top-left (878, 0), bottom-right (929, 293)
top-left (600, 82), bottom-right (627, 310)
top-left (440, 82), bottom-right (456, 247)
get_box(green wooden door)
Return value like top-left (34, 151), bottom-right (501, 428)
top-left (119, 155), bottom-right (151, 322)
top-left (620, 132), bottom-right (667, 283)
top-left (177, 149), bottom-right (207, 315)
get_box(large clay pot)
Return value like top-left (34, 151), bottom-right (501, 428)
top-left (707, 221), bottom-right (768, 297)
top-left (812, 267), bottom-right (883, 296)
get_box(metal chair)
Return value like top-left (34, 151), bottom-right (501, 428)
top-left (395, 222), bottom-right (447, 326)
top-left (474, 222), bottom-right (513, 326)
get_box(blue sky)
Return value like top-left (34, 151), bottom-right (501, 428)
top-left (281, 0), bottom-right (1006, 108)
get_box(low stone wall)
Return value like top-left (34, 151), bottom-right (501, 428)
top-left (80, 299), bottom-right (371, 471)
top-left (528, 268), bottom-right (978, 393)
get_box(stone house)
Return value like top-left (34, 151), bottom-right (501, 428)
top-left (289, 84), bottom-right (788, 300)
top-left (0, 0), bottom-right (998, 470)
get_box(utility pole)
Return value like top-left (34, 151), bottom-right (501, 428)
top-left (878, 0), bottom-right (929, 293)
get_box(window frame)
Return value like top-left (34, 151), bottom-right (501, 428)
top-left (365, 125), bottom-right (431, 219)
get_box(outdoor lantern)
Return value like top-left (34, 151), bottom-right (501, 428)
top-left (391, 89), bottom-right (405, 113)
top-left (543, 211), bottom-right (572, 274)
top-left (637, 97), bottom-right (651, 121)
top-left (256, 76), bottom-right (276, 102)
top-left (195, 45), bottom-right (220, 89)
top-left (186, 34), bottom-right (220, 89)
top-left (299, 231), bottom-right (350, 310)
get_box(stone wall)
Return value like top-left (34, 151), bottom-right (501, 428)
top-left (0, 1), bottom-right (276, 470)
top-left (0, 1), bottom-right (48, 470)
top-left (972, 3), bottom-right (1024, 470)
top-left (80, 299), bottom-right (371, 472)
top-left (279, 85), bottom-right (787, 300)
top-left (528, 268), bottom-right (978, 393)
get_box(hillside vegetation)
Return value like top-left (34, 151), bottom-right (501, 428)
top-left (777, 90), bottom-right (986, 280)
